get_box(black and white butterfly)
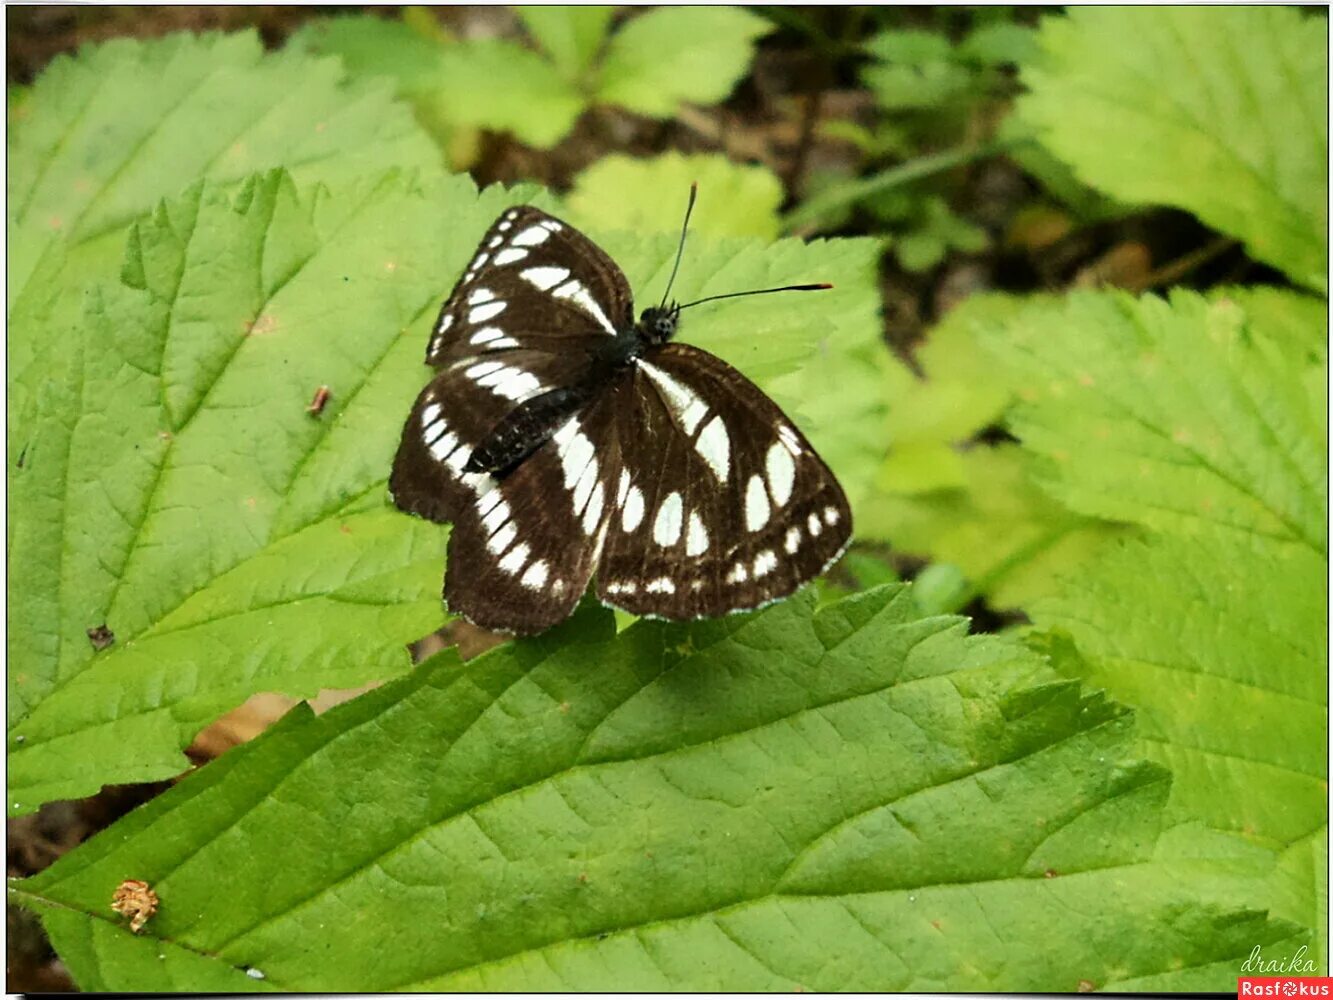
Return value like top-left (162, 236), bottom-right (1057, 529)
top-left (390, 189), bottom-right (852, 635)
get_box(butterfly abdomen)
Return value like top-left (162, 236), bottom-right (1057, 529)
top-left (464, 383), bottom-right (597, 475)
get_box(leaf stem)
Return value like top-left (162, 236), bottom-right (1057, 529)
top-left (782, 138), bottom-right (1024, 235)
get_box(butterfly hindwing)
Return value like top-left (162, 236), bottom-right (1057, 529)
top-left (593, 343), bottom-right (852, 619)
top-left (389, 347), bottom-right (599, 523)
top-left (441, 390), bottom-right (626, 634)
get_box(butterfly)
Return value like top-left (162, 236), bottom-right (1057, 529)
top-left (389, 187), bottom-right (852, 635)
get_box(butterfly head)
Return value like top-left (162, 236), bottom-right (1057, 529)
top-left (637, 304), bottom-right (680, 346)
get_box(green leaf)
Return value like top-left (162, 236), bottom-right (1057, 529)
top-left (287, 15), bottom-right (480, 171)
top-left (12, 588), bottom-right (1299, 991)
top-left (1019, 7), bottom-right (1328, 293)
top-left (862, 29), bottom-right (972, 112)
top-left (7, 170), bottom-right (537, 813)
top-left (596, 7), bottom-right (773, 117)
top-left (860, 293), bottom-right (1121, 608)
top-left (516, 6), bottom-right (615, 80)
top-left (981, 290), bottom-right (1326, 553)
top-left (7, 30), bottom-right (441, 457)
top-left (1032, 529), bottom-right (1328, 971)
top-left (867, 446), bottom-right (1125, 611)
top-left (1034, 530), bottom-right (1326, 847)
top-left (984, 288), bottom-right (1327, 969)
top-left (566, 151), bottom-right (785, 240)
top-left (957, 22), bottom-right (1038, 67)
top-left (7, 30), bottom-right (438, 308)
top-left (863, 28), bottom-right (953, 65)
top-left (288, 14), bottom-right (451, 98)
top-left (434, 38), bottom-right (585, 148)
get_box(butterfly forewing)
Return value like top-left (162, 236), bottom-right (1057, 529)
top-left (425, 206), bottom-right (633, 368)
top-left (593, 343), bottom-right (852, 619)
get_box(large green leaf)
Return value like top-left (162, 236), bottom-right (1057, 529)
top-left (596, 7), bottom-right (773, 117)
top-left (7, 30), bottom-right (438, 308)
top-left (7, 30), bottom-right (441, 456)
top-left (12, 588), bottom-right (1300, 991)
top-left (978, 288), bottom-right (1328, 969)
top-left (984, 290), bottom-right (1326, 554)
top-left (1019, 7), bottom-right (1328, 293)
top-left (6, 171), bottom-right (520, 812)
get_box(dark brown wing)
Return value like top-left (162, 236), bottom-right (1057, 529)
top-left (440, 390), bottom-right (624, 634)
top-left (593, 343), bottom-right (852, 619)
top-left (425, 205), bottom-right (634, 367)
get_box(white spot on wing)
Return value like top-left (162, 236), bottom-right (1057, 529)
top-left (521, 560), bottom-right (549, 590)
top-left (487, 523), bottom-right (517, 555)
top-left (646, 577), bottom-right (676, 594)
top-left (522, 266), bottom-right (570, 291)
top-left (753, 550), bottom-right (777, 578)
top-left (553, 279), bottom-right (617, 335)
top-left (435, 314), bottom-right (454, 335)
top-left (555, 419), bottom-right (595, 488)
top-left (430, 431), bottom-right (459, 464)
top-left (469, 252), bottom-right (489, 272)
top-left (784, 526), bottom-right (801, 554)
top-left (726, 563), bottom-right (748, 584)
top-left (622, 486), bottom-right (644, 531)
top-left (468, 287), bottom-right (496, 304)
top-left (653, 492), bottom-right (683, 547)
top-left (695, 416), bottom-right (730, 482)
top-left (766, 441), bottom-right (796, 507)
top-left (808, 512), bottom-right (823, 537)
top-left (616, 469), bottom-right (631, 506)
top-left (476, 366), bottom-right (543, 402)
top-left (680, 399), bottom-right (709, 436)
top-left (482, 500), bottom-right (510, 535)
top-left (572, 457), bottom-right (600, 519)
top-left (745, 475), bottom-right (770, 531)
top-left (493, 247), bottom-right (528, 266)
top-left (686, 512), bottom-right (708, 556)
top-left (469, 301), bottom-right (506, 323)
top-left (466, 361), bottom-right (503, 380)
top-left (640, 362), bottom-right (706, 433)
top-left (470, 327), bottom-right (504, 345)
top-left (513, 225), bottom-right (552, 247)
top-left (824, 506), bottom-right (840, 525)
top-left (497, 542), bottom-right (529, 574)
top-left (582, 482), bottom-right (604, 534)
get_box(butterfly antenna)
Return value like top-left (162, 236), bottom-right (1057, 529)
top-left (677, 283), bottom-right (833, 311)
top-left (659, 182), bottom-right (698, 310)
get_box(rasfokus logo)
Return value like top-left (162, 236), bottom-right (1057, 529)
top-left (1237, 944), bottom-right (1329, 998)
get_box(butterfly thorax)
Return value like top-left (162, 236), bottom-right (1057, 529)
top-left (465, 304), bottom-right (681, 476)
